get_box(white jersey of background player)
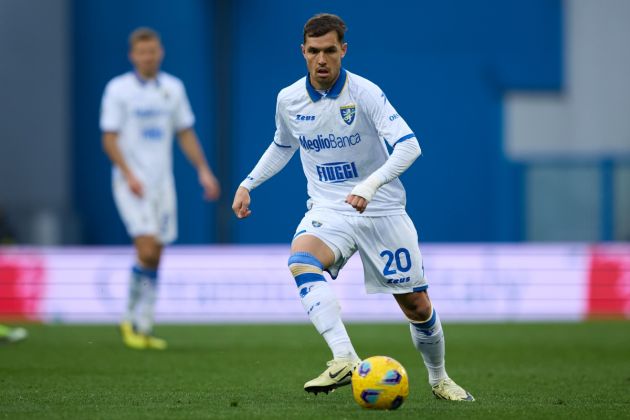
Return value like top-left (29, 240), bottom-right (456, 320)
top-left (232, 14), bottom-right (473, 401)
top-left (102, 71), bottom-right (192, 194)
top-left (101, 27), bottom-right (220, 350)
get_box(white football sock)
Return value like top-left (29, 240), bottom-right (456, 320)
top-left (124, 265), bottom-right (143, 323)
top-left (289, 252), bottom-right (358, 361)
top-left (133, 266), bottom-right (158, 335)
top-left (409, 306), bottom-right (449, 385)
top-left (300, 281), bottom-right (358, 361)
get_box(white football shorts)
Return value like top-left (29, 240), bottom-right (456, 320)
top-left (112, 175), bottom-right (177, 244)
top-left (293, 207), bottom-right (427, 294)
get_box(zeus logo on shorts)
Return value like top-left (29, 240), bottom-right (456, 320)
top-left (316, 162), bottom-right (359, 183)
top-left (387, 277), bottom-right (411, 284)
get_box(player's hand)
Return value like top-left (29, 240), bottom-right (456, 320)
top-left (199, 168), bottom-right (221, 201)
top-left (125, 172), bottom-right (144, 198)
top-left (345, 194), bottom-right (369, 214)
top-left (232, 186), bottom-right (252, 219)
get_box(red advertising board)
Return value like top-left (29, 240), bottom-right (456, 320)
top-left (587, 246), bottom-right (630, 318)
top-left (0, 252), bottom-right (45, 321)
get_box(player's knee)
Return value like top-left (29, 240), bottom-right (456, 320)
top-left (405, 294), bottom-right (433, 322)
top-left (287, 252), bottom-right (325, 287)
top-left (137, 248), bottom-right (160, 269)
top-left (412, 303), bottom-right (433, 323)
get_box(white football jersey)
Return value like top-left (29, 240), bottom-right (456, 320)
top-left (273, 68), bottom-right (416, 215)
top-left (100, 71), bottom-right (195, 187)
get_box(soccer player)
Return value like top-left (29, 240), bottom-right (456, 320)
top-left (101, 28), bottom-right (220, 350)
top-left (232, 14), bottom-right (473, 401)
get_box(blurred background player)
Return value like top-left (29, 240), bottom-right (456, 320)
top-left (232, 14), bottom-right (473, 400)
top-left (100, 27), bottom-right (220, 350)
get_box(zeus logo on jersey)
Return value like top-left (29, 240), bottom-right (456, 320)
top-left (316, 162), bottom-right (359, 183)
top-left (299, 133), bottom-right (361, 152)
top-left (142, 127), bottom-right (164, 140)
top-left (296, 114), bottom-right (316, 121)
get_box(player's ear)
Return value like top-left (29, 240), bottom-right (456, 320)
top-left (340, 42), bottom-right (348, 58)
top-left (301, 44), bottom-right (306, 58)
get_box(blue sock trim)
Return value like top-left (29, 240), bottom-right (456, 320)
top-left (411, 308), bottom-right (437, 330)
top-left (287, 252), bottom-right (324, 270)
top-left (295, 272), bottom-right (325, 288)
top-left (132, 264), bottom-right (158, 280)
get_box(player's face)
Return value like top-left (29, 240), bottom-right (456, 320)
top-left (302, 31), bottom-right (347, 90)
top-left (129, 39), bottom-right (163, 79)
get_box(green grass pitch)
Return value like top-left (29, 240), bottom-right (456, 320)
top-left (1, 322), bottom-right (629, 419)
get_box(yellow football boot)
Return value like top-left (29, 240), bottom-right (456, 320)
top-left (145, 335), bottom-right (167, 350)
top-left (432, 378), bottom-right (475, 401)
top-left (119, 321), bottom-right (147, 350)
top-left (304, 358), bottom-right (360, 395)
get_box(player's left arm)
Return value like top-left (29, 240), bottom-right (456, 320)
top-left (345, 89), bottom-right (421, 213)
top-left (346, 139), bottom-right (420, 212)
top-left (177, 128), bottom-right (221, 201)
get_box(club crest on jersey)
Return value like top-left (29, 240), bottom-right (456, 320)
top-left (340, 104), bottom-right (356, 125)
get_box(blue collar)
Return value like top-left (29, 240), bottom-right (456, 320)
top-left (305, 68), bottom-right (347, 102)
top-left (134, 71), bottom-right (161, 87)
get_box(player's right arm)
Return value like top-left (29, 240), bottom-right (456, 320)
top-left (100, 79), bottom-right (143, 197)
top-left (232, 92), bottom-right (298, 219)
top-left (231, 140), bottom-right (297, 218)
top-left (101, 132), bottom-right (143, 197)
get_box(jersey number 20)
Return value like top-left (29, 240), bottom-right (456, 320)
top-left (380, 248), bottom-right (411, 276)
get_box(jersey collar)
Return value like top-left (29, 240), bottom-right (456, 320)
top-left (305, 68), bottom-right (347, 102)
top-left (133, 71), bottom-right (162, 87)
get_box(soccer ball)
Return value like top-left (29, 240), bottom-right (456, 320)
top-left (351, 355), bottom-right (409, 410)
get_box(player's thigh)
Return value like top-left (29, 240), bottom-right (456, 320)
top-left (356, 214), bottom-right (426, 294)
top-left (112, 176), bottom-right (159, 239)
top-left (291, 234), bottom-right (335, 268)
top-left (292, 208), bottom-right (357, 276)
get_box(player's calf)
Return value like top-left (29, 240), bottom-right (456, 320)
top-left (289, 252), bottom-right (360, 391)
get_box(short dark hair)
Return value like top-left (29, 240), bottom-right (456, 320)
top-left (303, 13), bottom-right (347, 43)
top-left (128, 27), bottom-right (161, 49)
